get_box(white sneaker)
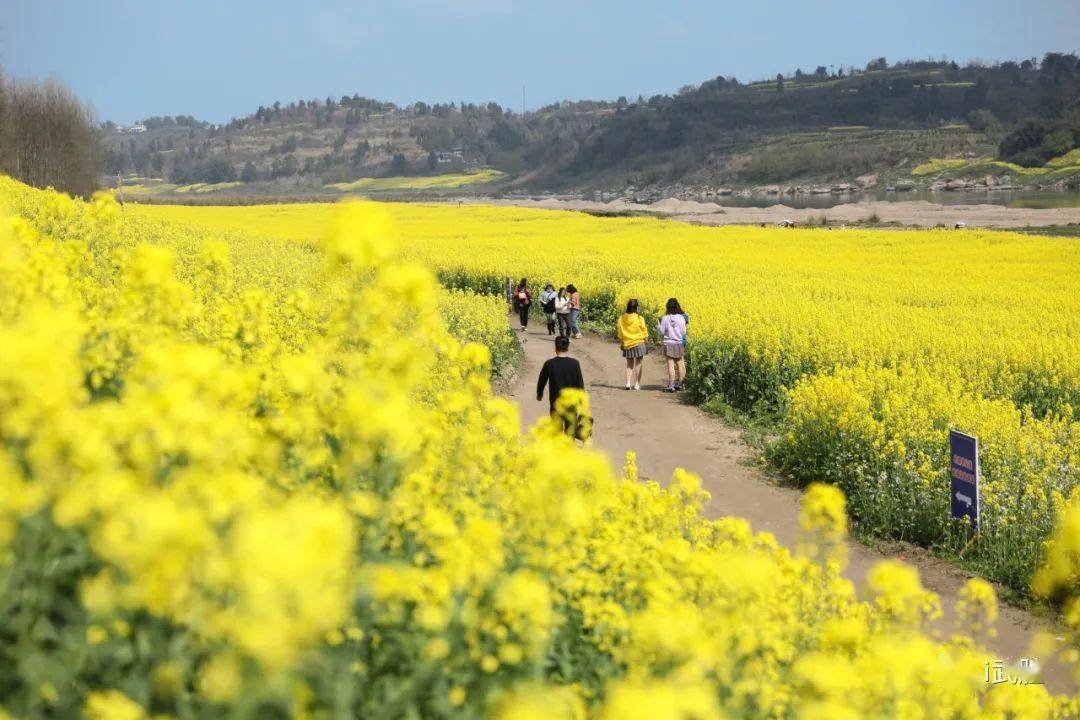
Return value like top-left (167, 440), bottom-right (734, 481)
top-left (633, 383), bottom-right (640, 391)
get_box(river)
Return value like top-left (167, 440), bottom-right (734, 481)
top-left (702, 188), bottom-right (1080, 210)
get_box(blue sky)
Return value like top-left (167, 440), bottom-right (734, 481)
top-left (3, 0), bottom-right (1077, 124)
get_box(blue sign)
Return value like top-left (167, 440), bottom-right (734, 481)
top-left (950, 430), bottom-right (980, 531)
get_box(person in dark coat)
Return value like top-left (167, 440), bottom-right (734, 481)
top-left (513, 277), bottom-right (531, 332)
top-left (536, 335), bottom-right (585, 412)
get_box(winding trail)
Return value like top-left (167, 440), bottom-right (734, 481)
top-left (507, 318), bottom-right (1072, 693)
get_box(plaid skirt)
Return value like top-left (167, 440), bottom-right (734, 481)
top-left (662, 343), bottom-right (685, 360)
top-left (622, 343), bottom-right (647, 359)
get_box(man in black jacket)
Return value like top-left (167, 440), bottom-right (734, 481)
top-left (536, 335), bottom-right (585, 412)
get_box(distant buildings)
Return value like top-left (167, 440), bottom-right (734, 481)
top-left (435, 149), bottom-right (465, 164)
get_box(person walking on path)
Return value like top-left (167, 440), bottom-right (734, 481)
top-left (568, 284), bottom-right (582, 338)
top-left (513, 278), bottom-right (532, 332)
top-left (616, 298), bottom-right (648, 390)
top-left (539, 283), bottom-right (558, 335)
top-left (536, 334), bottom-right (585, 414)
top-left (659, 298), bottom-right (688, 392)
top-left (555, 286), bottom-right (572, 339)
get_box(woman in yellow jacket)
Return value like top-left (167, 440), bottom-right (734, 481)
top-left (616, 298), bottom-right (649, 390)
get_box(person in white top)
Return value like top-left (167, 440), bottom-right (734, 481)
top-left (658, 297), bottom-right (688, 392)
top-left (554, 286), bottom-right (572, 339)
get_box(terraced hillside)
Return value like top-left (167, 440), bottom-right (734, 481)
top-left (101, 54), bottom-right (1080, 197)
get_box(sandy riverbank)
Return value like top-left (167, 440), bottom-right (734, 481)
top-left (459, 196), bottom-right (1080, 228)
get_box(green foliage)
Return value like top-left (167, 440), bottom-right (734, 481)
top-left (0, 512), bottom-right (187, 718)
top-left (1000, 118), bottom-right (1079, 167)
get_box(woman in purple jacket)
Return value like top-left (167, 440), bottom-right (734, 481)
top-left (658, 298), bottom-right (688, 392)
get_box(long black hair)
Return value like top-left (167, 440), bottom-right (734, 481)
top-left (665, 297), bottom-right (683, 315)
top-left (625, 298), bottom-right (639, 314)
top-left (517, 277), bottom-right (528, 290)
top-left (567, 283), bottom-right (577, 294)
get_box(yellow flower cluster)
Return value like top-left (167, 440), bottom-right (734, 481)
top-left (324, 168), bottom-right (504, 192)
top-left (798, 483), bottom-right (848, 568)
top-left (2, 178), bottom-right (1079, 718)
top-left (956, 578), bottom-right (1000, 645)
top-left (129, 200), bottom-right (1080, 596)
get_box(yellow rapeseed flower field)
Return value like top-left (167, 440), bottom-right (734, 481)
top-left (136, 199), bottom-right (1080, 596)
top-left (912, 151), bottom-right (1080, 176)
top-left (3, 177), bottom-right (1080, 718)
top-left (325, 169), bottom-right (505, 193)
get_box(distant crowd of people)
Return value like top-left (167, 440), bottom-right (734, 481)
top-left (512, 278), bottom-right (581, 339)
top-left (512, 277), bottom-right (690, 437)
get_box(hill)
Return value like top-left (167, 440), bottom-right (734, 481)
top-left (101, 97), bottom-right (604, 197)
top-left (100, 54), bottom-right (1080, 199)
top-left (545, 55), bottom-right (1080, 192)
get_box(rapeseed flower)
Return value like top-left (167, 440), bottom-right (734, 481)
top-left (0, 177), bottom-right (1076, 718)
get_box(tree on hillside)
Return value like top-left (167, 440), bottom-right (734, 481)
top-left (776, 74), bottom-right (784, 92)
top-left (388, 153), bottom-right (407, 175)
top-left (170, 156), bottom-right (236, 184)
top-left (241, 161), bottom-right (258, 182)
top-left (202, 158), bottom-right (236, 183)
top-left (963, 77), bottom-right (989, 112)
top-left (350, 140), bottom-right (370, 169)
top-left (271, 154), bottom-right (298, 178)
top-left (889, 76), bottom-right (915, 97)
top-left (1039, 52), bottom-right (1078, 87)
top-left (489, 120), bottom-right (525, 150)
top-left (999, 116), bottom-right (1076, 166)
top-left (967, 109), bottom-right (1001, 135)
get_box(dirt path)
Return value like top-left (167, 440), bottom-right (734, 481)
top-left (507, 319), bottom-right (1072, 692)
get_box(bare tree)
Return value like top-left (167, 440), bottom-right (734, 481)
top-left (0, 71), bottom-right (101, 197)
